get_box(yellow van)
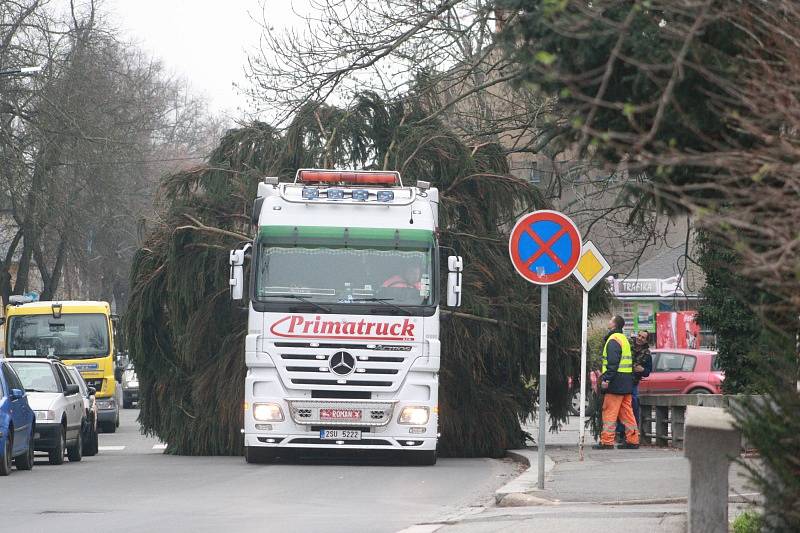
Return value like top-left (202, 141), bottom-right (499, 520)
top-left (2, 300), bottom-right (121, 432)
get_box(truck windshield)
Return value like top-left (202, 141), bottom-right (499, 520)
top-left (254, 226), bottom-right (436, 310)
top-left (7, 313), bottom-right (110, 359)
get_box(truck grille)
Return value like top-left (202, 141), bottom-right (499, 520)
top-left (85, 379), bottom-right (104, 391)
top-left (270, 341), bottom-right (418, 392)
top-left (287, 399), bottom-right (396, 426)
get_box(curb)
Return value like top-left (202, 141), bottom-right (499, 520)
top-left (495, 449), bottom-right (557, 507)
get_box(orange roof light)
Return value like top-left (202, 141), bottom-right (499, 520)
top-left (297, 169), bottom-right (401, 185)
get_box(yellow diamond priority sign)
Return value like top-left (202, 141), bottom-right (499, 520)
top-left (573, 241), bottom-right (611, 291)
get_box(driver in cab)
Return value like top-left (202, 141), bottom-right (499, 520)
top-left (383, 264), bottom-right (422, 290)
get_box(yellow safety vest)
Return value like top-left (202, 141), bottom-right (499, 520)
top-left (602, 332), bottom-right (633, 374)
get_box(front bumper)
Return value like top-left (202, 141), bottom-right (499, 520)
top-left (243, 399), bottom-right (438, 451)
top-left (34, 422), bottom-right (62, 450)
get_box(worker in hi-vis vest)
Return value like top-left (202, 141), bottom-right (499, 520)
top-left (594, 315), bottom-right (640, 449)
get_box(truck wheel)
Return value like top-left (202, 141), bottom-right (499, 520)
top-left (244, 446), bottom-right (278, 464)
top-left (688, 388), bottom-right (710, 394)
top-left (67, 430), bottom-right (83, 462)
top-left (49, 426), bottom-right (66, 465)
top-left (123, 394), bottom-right (132, 409)
top-left (0, 436), bottom-right (12, 476)
top-left (101, 421), bottom-right (116, 434)
top-left (407, 450), bottom-right (437, 466)
top-left (15, 428), bottom-right (35, 470)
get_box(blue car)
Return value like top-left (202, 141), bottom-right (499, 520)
top-left (0, 359), bottom-right (35, 475)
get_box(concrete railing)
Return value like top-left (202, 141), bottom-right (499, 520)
top-left (638, 394), bottom-right (756, 449)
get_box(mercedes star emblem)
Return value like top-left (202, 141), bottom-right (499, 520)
top-left (329, 351), bottom-right (356, 376)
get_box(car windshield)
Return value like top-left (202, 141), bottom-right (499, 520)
top-left (254, 226), bottom-right (437, 311)
top-left (9, 362), bottom-right (60, 393)
top-left (7, 313), bottom-right (110, 359)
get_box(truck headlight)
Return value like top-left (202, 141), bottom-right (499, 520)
top-left (398, 406), bottom-right (429, 425)
top-left (127, 380), bottom-right (139, 388)
top-left (253, 403), bottom-right (284, 422)
top-left (34, 410), bottom-right (56, 421)
top-left (96, 398), bottom-right (116, 410)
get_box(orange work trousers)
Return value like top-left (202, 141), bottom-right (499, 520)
top-left (601, 393), bottom-right (640, 446)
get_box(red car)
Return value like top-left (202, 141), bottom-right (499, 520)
top-left (589, 349), bottom-right (723, 395)
top-left (639, 349), bottom-right (723, 395)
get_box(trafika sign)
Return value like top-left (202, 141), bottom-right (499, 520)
top-left (270, 315), bottom-right (418, 341)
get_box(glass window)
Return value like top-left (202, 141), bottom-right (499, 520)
top-left (254, 226), bottom-right (437, 313)
top-left (67, 368), bottom-right (88, 396)
top-left (655, 353), bottom-right (685, 372)
top-left (9, 362), bottom-right (60, 392)
top-left (681, 356), bottom-right (697, 372)
top-left (7, 313), bottom-right (110, 359)
top-left (711, 355), bottom-right (722, 371)
top-left (3, 364), bottom-right (24, 391)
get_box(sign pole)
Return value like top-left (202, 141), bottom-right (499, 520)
top-left (578, 289), bottom-right (589, 461)
top-left (538, 284), bottom-right (548, 490)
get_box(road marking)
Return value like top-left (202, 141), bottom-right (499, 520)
top-left (152, 444), bottom-right (167, 450)
top-left (98, 446), bottom-right (126, 451)
top-left (394, 526), bottom-right (442, 533)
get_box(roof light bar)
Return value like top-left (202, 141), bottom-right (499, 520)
top-left (297, 169), bottom-right (400, 186)
top-left (302, 187), bottom-right (319, 200)
top-left (376, 191), bottom-right (394, 202)
top-left (352, 189), bottom-right (369, 201)
top-left (327, 188), bottom-right (344, 200)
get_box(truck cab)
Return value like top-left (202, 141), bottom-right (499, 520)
top-left (231, 169), bottom-right (462, 465)
top-left (2, 300), bottom-right (121, 433)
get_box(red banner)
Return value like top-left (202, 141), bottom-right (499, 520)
top-left (656, 311), bottom-right (700, 349)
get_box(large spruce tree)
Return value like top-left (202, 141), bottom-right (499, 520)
top-left (125, 93), bottom-right (609, 458)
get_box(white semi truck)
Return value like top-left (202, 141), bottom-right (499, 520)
top-left (229, 169), bottom-right (463, 465)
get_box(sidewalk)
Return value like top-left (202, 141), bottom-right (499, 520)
top-left (409, 416), bottom-right (761, 532)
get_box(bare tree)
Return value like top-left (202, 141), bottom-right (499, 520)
top-left (0, 0), bottom-right (217, 307)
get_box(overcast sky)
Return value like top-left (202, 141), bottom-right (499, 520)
top-left (104, 0), bottom-right (304, 119)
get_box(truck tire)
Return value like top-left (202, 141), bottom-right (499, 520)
top-left (49, 426), bottom-right (66, 465)
top-left (244, 446), bottom-right (278, 464)
top-left (407, 450), bottom-right (437, 466)
top-left (15, 428), bottom-right (34, 470)
top-left (688, 388), bottom-right (710, 395)
top-left (101, 421), bottom-right (116, 434)
top-left (67, 430), bottom-right (83, 462)
top-left (123, 394), bottom-right (132, 409)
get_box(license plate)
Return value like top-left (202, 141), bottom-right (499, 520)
top-left (319, 408), bottom-right (362, 420)
top-left (320, 429), bottom-right (362, 441)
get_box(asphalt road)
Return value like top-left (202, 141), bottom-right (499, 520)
top-left (3, 408), bottom-right (518, 533)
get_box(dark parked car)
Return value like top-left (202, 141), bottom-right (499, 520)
top-left (66, 366), bottom-right (99, 456)
top-left (121, 363), bottom-right (138, 409)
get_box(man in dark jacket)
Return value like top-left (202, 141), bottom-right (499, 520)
top-left (593, 315), bottom-right (640, 450)
top-left (617, 330), bottom-right (653, 440)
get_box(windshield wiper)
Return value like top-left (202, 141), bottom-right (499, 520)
top-left (24, 388), bottom-right (50, 393)
top-left (269, 294), bottom-right (332, 313)
top-left (348, 297), bottom-right (413, 316)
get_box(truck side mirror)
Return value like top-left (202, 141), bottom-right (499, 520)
top-left (446, 256), bottom-right (463, 307)
top-left (229, 243), bottom-right (252, 301)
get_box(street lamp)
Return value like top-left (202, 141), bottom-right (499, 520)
top-left (0, 65), bottom-right (42, 77)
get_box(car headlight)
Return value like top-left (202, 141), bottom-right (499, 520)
top-left (398, 406), bottom-right (430, 425)
top-left (35, 410), bottom-right (56, 421)
top-left (96, 398), bottom-right (116, 410)
top-left (252, 403), bottom-right (284, 422)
